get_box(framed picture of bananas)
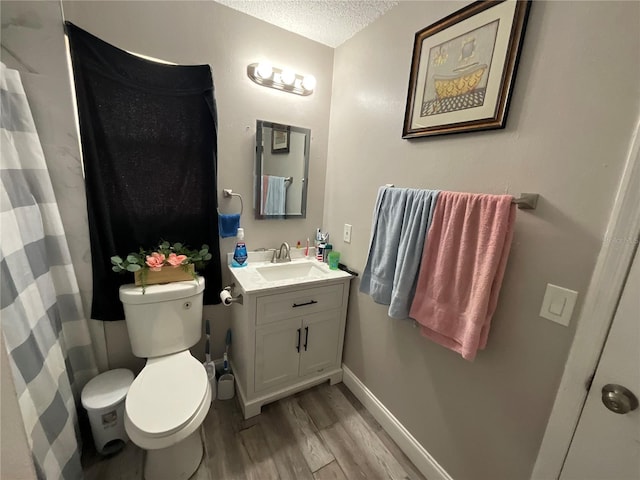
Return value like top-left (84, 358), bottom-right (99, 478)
top-left (403, 0), bottom-right (531, 139)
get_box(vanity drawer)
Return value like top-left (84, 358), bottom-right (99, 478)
top-left (256, 283), bottom-right (344, 326)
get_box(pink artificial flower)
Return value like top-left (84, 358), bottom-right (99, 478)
top-left (167, 253), bottom-right (187, 267)
top-left (145, 252), bottom-right (165, 271)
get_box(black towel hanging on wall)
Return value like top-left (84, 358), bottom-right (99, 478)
top-left (65, 22), bottom-right (222, 320)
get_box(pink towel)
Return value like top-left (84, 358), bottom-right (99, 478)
top-left (409, 192), bottom-right (516, 361)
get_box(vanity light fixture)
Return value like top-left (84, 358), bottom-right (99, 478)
top-left (247, 62), bottom-right (315, 96)
top-left (255, 61), bottom-right (273, 80)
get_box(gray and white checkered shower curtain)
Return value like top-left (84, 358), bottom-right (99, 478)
top-left (1, 63), bottom-right (98, 478)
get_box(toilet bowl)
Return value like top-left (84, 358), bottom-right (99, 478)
top-left (125, 351), bottom-right (211, 479)
top-left (119, 277), bottom-right (209, 480)
top-left (125, 351), bottom-right (211, 449)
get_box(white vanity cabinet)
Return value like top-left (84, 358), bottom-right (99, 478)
top-left (229, 277), bottom-right (351, 419)
top-left (255, 307), bottom-right (342, 392)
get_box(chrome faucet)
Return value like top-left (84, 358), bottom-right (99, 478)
top-left (271, 242), bottom-right (291, 263)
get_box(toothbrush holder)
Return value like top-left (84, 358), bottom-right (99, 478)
top-left (217, 373), bottom-right (235, 400)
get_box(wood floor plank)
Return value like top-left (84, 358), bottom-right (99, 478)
top-left (319, 421), bottom-right (384, 480)
top-left (338, 384), bottom-right (427, 480)
top-left (321, 385), bottom-right (412, 480)
top-left (313, 460), bottom-right (349, 480)
top-left (259, 402), bottom-right (315, 480)
top-left (191, 427), bottom-right (213, 480)
top-left (216, 397), bottom-right (252, 433)
top-left (190, 455), bottom-right (213, 480)
top-left (297, 385), bottom-right (340, 430)
top-left (239, 425), bottom-right (280, 480)
top-left (204, 400), bottom-right (255, 480)
top-left (83, 384), bottom-right (427, 480)
top-left (281, 396), bottom-right (335, 472)
top-left (337, 383), bottom-right (383, 432)
top-left (83, 440), bottom-right (144, 480)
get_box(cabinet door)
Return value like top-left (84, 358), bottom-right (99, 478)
top-left (299, 310), bottom-right (341, 378)
top-left (255, 317), bottom-right (301, 392)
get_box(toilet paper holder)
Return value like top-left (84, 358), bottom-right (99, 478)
top-left (220, 285), bottom-right (243, 306)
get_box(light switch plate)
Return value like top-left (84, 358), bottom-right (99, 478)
top-left (540, 284), bottom-right (578, 326)
top-left (343, 224), bottom-right (352, 243)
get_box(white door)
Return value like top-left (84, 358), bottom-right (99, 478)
top-left (560, 247), bottom-right (640, 480)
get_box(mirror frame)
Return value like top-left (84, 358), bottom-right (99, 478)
top-left (255, 120), bottom-right (310, 220)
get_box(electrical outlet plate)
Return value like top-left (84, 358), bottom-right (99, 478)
top-left (343, 224), bottom-right (352, 243)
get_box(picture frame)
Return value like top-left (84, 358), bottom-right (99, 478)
top-left (402, 0), bottom-right (531, 139)
top-left (271, 125), bottom-right (290, 154)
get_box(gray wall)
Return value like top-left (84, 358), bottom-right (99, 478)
top-left (325, 1), bottom-right (640, 479)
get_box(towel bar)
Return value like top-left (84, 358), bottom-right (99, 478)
top-left (220, 188), bottom-right (243, 215)
top-left (511, 193), bottom-right (538, 210)
top-left (383, 185), bottom-right (539, 210)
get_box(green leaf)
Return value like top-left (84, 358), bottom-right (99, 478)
top-left (199, 249), bottom-right (208, 256)
top-left (201, 244), bottom-right (209, 250)
top-left (161, 241), bottom-right (170, 249)
top-left (111, 255), bottom-right (123, 264)
top-left (126, 255), bottom-right (139, 264)
top-left (173, 242), bottom-right (183, 250)
top-left (112, 265), bottom-right (122, 272)
top-left (126, 264), bottom-right (142, 272)
top-left (204, 253), bottom-right (212, 261)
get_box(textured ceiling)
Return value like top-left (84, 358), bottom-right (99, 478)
top-left (213, 0), bottom-right (398, 48)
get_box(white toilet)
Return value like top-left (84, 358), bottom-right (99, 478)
top-left (119, 277), bottom-right (211, 480)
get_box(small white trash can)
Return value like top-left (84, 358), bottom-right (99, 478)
top-left (81, 368), bottom-right (134, 455)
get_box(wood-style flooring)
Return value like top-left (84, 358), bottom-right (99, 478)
top-left (82, 382), bottom-right (427, 480)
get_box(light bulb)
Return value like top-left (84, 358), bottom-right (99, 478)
top-left (256, 62), bottom-right (273, 79)
top-left (301, 74), bottom-right (316, 91)
top-left (280, 69), bottom-right (296, 86)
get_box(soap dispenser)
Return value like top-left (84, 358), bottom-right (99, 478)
top-left (231, 228), bottom-right (248, 268)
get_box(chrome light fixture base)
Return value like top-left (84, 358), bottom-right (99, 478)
top-left (247, 63), bottom-right (315, 96)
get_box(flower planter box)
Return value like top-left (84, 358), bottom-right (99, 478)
top-left (134, 264), bottom-right (195, 287)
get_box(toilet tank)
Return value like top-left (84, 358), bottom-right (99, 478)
top-left (119, 277), bottom-right (205, 358)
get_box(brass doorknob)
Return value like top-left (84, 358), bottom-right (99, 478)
top-left (601, 384), bottom-right (639, 414)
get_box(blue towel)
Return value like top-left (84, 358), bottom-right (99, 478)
top-left (218, 213), bottom-right (241, 238)
top-left (263, 175), bottom-right (286, 215)
top-left (359, 186), bottom-right (439, 319)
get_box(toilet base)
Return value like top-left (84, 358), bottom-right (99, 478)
top-left (144, 428), bottom-right (203, 480)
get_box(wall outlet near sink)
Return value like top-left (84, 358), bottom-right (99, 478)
top-left (343, 224), bottom-right (352, 243)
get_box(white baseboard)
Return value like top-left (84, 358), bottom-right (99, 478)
top-left (342, 365), bottom-right (453, 480)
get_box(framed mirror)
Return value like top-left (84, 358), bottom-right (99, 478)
top-left (255, 120), bottom-right (310, 219)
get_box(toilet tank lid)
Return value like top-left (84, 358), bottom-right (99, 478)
top-left (81, 368), bottom-right (134, 410)
top-left (119, 277), bottom-right (205, 305)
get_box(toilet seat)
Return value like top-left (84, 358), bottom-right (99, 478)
top-left (125, 351), bottom-right (210, 449)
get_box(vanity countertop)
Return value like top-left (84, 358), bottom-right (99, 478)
top-left (227, 251), bottom-right (352, 294)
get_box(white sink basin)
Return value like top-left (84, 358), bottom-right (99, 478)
top-left (256, 262), bottom-right (326, 282)
top-left (227, 252), bottom-right (352, 293)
